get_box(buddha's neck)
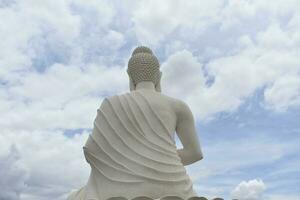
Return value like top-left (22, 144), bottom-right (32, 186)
top-left (135, 81), bottom-right (155, 91)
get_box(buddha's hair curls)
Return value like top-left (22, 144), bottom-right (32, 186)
top-left (127, 46), bottom-right (160, 85)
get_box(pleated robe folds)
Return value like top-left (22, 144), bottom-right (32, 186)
top-left (67, 91), bottom-right (197, 200)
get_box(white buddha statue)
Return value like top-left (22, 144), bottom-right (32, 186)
top-left (67, 46), bottom-right (203, 200)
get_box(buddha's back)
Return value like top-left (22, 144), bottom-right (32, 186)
top-left (67, 46), bottom-right (203, 200)
top-left (78, 90), bottom-right (197, 200)
top-left (127, 89), bottom-right (178, 142)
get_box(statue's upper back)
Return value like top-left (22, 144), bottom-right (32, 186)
top-left (111, 90), bottom-right (180, 136)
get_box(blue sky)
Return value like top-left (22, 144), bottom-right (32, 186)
top-left (0, 0), bottom-right (300, 200)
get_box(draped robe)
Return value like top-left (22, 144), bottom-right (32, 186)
top-left (67, 91), bottom-right (197, 200)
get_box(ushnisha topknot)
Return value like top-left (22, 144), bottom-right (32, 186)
top-left (131, 46), bottom-right (153, 56)
top-left (127, 46), bottom-right (160, 85)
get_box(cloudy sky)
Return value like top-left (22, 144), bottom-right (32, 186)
top-left (1, 0), bottom-right (300, 199)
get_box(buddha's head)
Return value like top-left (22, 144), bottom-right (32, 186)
top-left (127, 46), bottom-right (162, 92)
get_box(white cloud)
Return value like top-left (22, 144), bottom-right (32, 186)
top-left (264, 75), bottom-right (300, 112)
top-left (0, 145), bottom-right (28, 200)
top-left (207, 21), bottom-right (300, 113)
top-left (161, 19), bottom-right (300, 120)
top-left (231, 179), bottom-right (266, 200)
top-left (0, 0), bottom-right (81, 79)
top-left (1, 0), bottom-right (300, 199)
top-left (161, 49), bottom-right (250, 120)
top-left (130, 0), bottom-right (224, 46)
top-left (161, 50), bottom-right (206, 99)
top-left (186, 134), bottom-right (297, 182)
top-left (1, 129), bottom-right (90, 200)
top-left (0, 1), bottom-right (126, 198)
top-left (0, 0), bottom-right (123, 81)
top-left (183, 131), bottom-right (300, 198)
top-left (265, 194), bottom-right (300, 200)
top-left (1, 63), bottom-right (127, 131)
top-left (129, 0), bottom-right (300, 48)
top-left (131, 0), bottom-right (300, 120)
top-left (73, 0), bottom-right (115, 28)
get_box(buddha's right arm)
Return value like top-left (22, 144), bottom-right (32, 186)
top-left (175, 101), bottom-right (203, 166)
top-left (177, 148), bottom-right (202, 166)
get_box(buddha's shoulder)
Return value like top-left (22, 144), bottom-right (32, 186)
top-left (102, 92), bottom-right (189, 111)
top-left (162, 95), bottom-right (190, 114)
top-left (101, 92), bottom-right (132, 103)
top-left (101, 94), bottom-right (124, 102)
top-left (153, 93), bottom-right (191, 117)
top-left (138, 91), bottom-right (189, 111)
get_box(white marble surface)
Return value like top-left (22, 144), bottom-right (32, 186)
top-left (67, 47), bottom-right (203, 200)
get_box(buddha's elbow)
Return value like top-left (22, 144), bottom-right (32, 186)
top-left (183, 152), bottom-right (203, 166)
top-left (194, 152), bottom-right (203, 161)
